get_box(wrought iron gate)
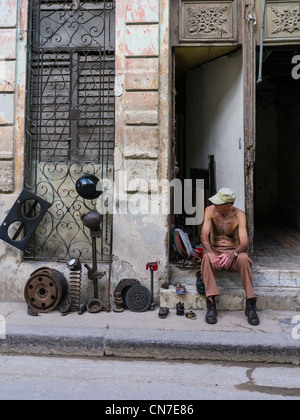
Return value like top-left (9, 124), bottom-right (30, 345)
top-left (24, 0), bottom-right (115, 262)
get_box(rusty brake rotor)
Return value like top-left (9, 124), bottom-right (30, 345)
top-left (24, 269), bottom-right (68, 313)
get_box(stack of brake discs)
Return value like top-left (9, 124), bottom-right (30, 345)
top-left (114, 278), bottom-right (151, 313)
top-left (24, 267), bottom-right (68, 314)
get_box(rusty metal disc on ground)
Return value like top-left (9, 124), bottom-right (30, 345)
top-left (24, 269), bottom-right (68, 313)
top-left (87, 298), bottom-right (103, 313)
top-left (114, 278), bottom-right (140, 309)
top-left (125, 285), bottom-right (151, 313)
top-left (59, 295), bottom-right (73, 315)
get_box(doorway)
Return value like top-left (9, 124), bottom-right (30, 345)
top-left (254, 47), bottom-right (300, 268)
top-left (171, 46), bottom-right (244, 254)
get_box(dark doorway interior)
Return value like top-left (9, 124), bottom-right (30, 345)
top-left (254, 47), bottom-right (300, 267)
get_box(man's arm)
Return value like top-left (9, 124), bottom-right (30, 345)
top-left (234, 210), bottom-right (249, 255)
top-left (201, 206), bottom-right (221, 270)
top-left (218, 209), bottom-right (249, 270)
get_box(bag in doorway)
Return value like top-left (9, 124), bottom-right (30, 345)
top-left (173, 228), bottom-right (195, 260)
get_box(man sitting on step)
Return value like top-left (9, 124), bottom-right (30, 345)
top-left (200, 188), bottom-right (260, 326)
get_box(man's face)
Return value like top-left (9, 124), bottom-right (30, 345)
top-left (214, 203), bottom-right (232, 214)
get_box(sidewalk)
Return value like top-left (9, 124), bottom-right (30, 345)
top-left (0, 302), bottom-right (299, 364)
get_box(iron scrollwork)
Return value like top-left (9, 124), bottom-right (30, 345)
top-left (25, 0), bottom-right (115, 262)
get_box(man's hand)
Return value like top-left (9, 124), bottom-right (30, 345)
top-left (218, 252), bottom-right (234, 270)
top-left (208, 252), bottom-right (221, 270)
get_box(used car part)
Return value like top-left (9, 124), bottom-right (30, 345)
top-left (125, 285), bottom-right (151, 313)
top-left (0, 189), bottom-right (52, 251)
top-left (66, 258), bottom-right (82, 312)
top-left (59, 295), bottom-right (73, 316)
top-left (146, 261), bottom-right (158, 311)
top-left (87, 299), bottom-right (103, 313)
top-left (24, 268), bottom-right (68, 313)
top-left (81, 210), bottom-right (106, 310)
top-left (75, 174), bottom-right (102, 200)
top-left (78, 301), bottom-right (88, 315)
top-left (113, 292), bottom-right (124, 313)
top-left (114, 278), bottom-right (140, 309)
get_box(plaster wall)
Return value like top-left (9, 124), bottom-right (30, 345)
top-left (0, 0), bottom-right (171, 303)
top-left (113, 0), bottom-right (171, 296)
top-left (185, 49), bottom-right (245, 211)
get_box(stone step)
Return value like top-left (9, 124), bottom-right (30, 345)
top-left (162, 268), bottom-right (300, 311)
top-left (160, 285), bottom-right (300, 311)
top-left (169, 264), bottom-right (300, 288)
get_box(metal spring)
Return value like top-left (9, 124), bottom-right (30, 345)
top-left (69, 269), bottom-right (82, 312)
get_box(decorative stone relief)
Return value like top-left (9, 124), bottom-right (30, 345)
top-left (271, 6), bottom-right (300, 34)
top-left (265, 3), bottom-right (300, 41)
top-left (188, 5), bottom-right (228, 35)
top-left (181, 1), bottom-right (237, 42)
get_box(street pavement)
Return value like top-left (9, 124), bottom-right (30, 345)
top-left (1, 355), bottom-right (300, 400)
top-left (0, 302), bottom-right (300, 364)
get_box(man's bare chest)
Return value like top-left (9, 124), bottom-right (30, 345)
top-left (211, 216), bottom-right (239, 237)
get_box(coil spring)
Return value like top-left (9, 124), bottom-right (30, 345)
top-left (69, 269), bottom-right (82, 312)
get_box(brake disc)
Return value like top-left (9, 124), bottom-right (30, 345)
top-left (114, 278), bottom-right (140, 309)
top-left (125, 285), bottom-right (151, 313)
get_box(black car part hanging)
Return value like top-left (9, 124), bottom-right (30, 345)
top-left (0, 189), bottom-right (52, 251)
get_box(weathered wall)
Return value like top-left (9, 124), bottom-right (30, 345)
top-left (0, 0), bottom-right (171, 303)
top-left (0, 0), bottom-right (32, 302)
top-left (112, 0), bottom-right (171, 295)
top-left (0, 0), bottom-right (17, 192)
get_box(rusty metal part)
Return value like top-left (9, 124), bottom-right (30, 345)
top-left (81, 210), bottom-right (103, 232)
top-left (24, 268), bottom-right (68, 313)
top-left (114, 278), bottom-right (140, 296)
top-left (107, 220), bottom-right (113, 312)
top-left (30, 267), bottom-right (55, 277)
top-left (67, 259), bottom-right (82, 312)
top-left (81, 210), bottom-right (106, 301)
top-left (87, 298), bottom-right (103, 313)
top-left (114, 292), bottom-right (124, 313)
top-left (27, 306), bottom-right (39, 316)
top-left (114, 278), bottom-right (140, 309)
top-left (69, 270), bottom-right (82, 312)
top-left (125, 285), bottom-right (151, 313)
top-left (78, 301), bottom-right (88, 315)
top-left (146, 262), bottom-right (158, 311)
top-left (59, 295), bottom-right (73, 316)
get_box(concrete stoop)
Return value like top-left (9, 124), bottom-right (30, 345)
top-left (160, 265), bottom-right (300, 312)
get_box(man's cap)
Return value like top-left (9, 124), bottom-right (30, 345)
top-left (209, 188), bottom-right (236, 205)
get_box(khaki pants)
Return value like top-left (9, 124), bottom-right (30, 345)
top-left (201, 246), bottom-right (256, 299)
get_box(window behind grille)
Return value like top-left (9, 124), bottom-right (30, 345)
top-left (24, 0), bottom-right (115, 262)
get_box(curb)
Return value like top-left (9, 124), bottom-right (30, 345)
top-left (1, 325), bottom-right (300, 365)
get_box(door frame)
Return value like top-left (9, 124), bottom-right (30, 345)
top-left (242, 0), bottom-right (257, 252)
